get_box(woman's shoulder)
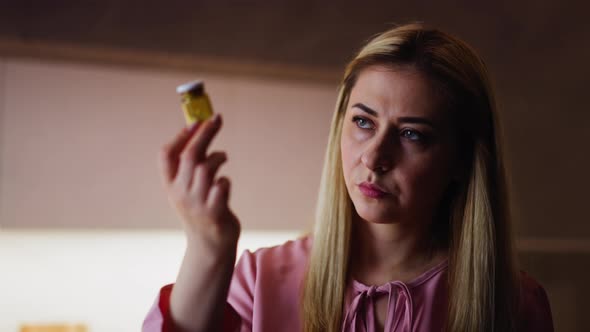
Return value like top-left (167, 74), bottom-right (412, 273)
top-left (250, 234), bottom-right (312, 260)
top-left (517, 270), bottom-right (554, 332)
top-left (236, 234), bottom-right (312, 275)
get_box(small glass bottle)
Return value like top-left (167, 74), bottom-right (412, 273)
top-left (176, 80), bottom-right (214, 125)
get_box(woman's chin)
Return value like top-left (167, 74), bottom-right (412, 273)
top-left (349, 188), bottom-right (404, 222)
top-left (353, 205), bottom-right (401, 225)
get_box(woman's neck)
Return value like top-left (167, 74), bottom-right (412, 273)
top-left (349, 214), bottom-right (448, 286)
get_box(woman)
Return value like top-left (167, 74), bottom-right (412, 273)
top-left (143, 23), bottom-right (554, 332)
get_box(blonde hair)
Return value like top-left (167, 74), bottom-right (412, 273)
top-left (302, 22), bottom-right (520, 332)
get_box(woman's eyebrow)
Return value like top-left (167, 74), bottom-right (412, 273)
top-left (352, 103), bottom-right (378, 116)
top-left (398, 116), bottom-right (436, 128)
top-left (352, 102), bottom-right (436, 128)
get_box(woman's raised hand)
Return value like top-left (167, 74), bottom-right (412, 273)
top-left (158, 113), bottom-right (240, 256)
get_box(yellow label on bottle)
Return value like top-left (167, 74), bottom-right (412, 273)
top-left (181, 93), bottom-right (213, 125)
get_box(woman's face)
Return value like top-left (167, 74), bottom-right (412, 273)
top-left (340, 65), bottom-right (458, 226)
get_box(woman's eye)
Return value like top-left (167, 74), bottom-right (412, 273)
top-left (401, 129), bottom-right (424, 142)
top-left (352, 116), bottom-right (373, 129)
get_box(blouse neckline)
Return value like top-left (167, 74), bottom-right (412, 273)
top-left (351, 257), bottom-right (449, 290)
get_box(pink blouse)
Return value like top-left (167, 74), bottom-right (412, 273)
top-left (143, 236), bottom-right (554, 332)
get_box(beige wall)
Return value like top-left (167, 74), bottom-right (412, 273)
top-left (0, 57), bottom-right (335, 230)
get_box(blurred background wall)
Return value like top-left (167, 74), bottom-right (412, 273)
top-left (0, 1), bottom-right (588, 331)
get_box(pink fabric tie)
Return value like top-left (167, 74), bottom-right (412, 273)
top-left (343, 280), bottom-right (414, 332)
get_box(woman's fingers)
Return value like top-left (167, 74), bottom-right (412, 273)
top-left (191, 151), bottom-right (228, 202)
top-left (207, 176), bottom-right (231, 217)
top-left (175, 114), bottom-right (222, 188)
top-left (192, 114), bottom-right (222, 163)
top-left (157, 112), bottom-right (240, 268)
top-left (159, 122), bottom-right (203, 186)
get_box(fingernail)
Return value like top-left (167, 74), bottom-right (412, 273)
top-left (212, 113), bottom-right (221, 125)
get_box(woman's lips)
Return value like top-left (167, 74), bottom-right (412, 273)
top-left (358, 182), bottom-right (388, 199)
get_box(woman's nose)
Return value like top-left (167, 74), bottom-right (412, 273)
top-left (360, 136), bottom-right (395, 173)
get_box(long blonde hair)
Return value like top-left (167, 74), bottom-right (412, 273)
top-left (302, 22), bottom-right (520, 332)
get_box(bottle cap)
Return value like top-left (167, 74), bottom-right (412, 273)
top-left (176, 80), bottom-right (204, 95)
